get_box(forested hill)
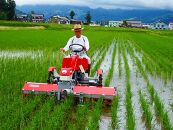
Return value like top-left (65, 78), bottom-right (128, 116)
top-left (17, 4), bottom-right (173, 23)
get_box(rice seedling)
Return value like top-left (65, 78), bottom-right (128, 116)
top-left (138, 90), bottom-right (152, 129)
top-left (42, 95), bottom-right (74, 130)
top-left (1, 96), bottom-right (43, 130)
top-left (154, 90), bottom-right (173, 130)
top-left (67, 100), bottom-right (91, 130)
top-left (122, 43), bottom-right (135, 130)
top-left (23, 97), bottom-right (55, 130)
top-left (118, 42), bottom-right (122, 78)
top-left (87, 98), bottom-right (103, 130)
top-left (111, 95), bottom-right (119, 129)
top-left (104, 42), bottom-right (117, 86)
top-left (127, 44), bottom-right (173, 129)
top-left (90, 46), bottom-right (108, 76)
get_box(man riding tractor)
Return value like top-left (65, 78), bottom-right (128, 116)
top-left (60, 24), bottom-right (91, 76)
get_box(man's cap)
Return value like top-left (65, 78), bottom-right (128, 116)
top-left (72, 24), bottom-right (83, 31)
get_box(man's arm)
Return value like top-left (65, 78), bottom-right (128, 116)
top-left (63, 37), bottom-right (73, 51)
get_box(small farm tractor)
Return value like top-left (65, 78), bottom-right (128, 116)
top-left (22, 44), bottom-right (117, 103)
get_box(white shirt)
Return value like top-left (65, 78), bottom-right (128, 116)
top-left (64, 35), bottom-right (89, 52)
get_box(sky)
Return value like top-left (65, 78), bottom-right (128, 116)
top-left (15, 0), bottom-right (173, 10)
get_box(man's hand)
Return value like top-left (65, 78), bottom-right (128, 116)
top-left (84, 47), bottom-right (87, 51)
top-left (60, 48), bottom-right (65, 53)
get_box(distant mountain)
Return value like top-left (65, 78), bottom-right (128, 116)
top-left (15, 9), bottom-right (26, 15)
top-left (16, 5), bottom-right (173, 23)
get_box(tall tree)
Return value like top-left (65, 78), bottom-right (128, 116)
top-left (7, 0), bottom-right (16, 20)
top-left (70, 10), bottom-right (75, 19)
top-left (0, 0), bottom-right (16, 20)
top-left (0, 0), bottom-right (8, 20)
top-left (85, 11), bottom-right (91, 25)
top-left (121, 20), bottom-right (128, 27)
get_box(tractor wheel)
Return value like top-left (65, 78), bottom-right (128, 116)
top-left (60, 90), bottom-right (68, 100)
top-left (47, 71), bottom-right (55, 84)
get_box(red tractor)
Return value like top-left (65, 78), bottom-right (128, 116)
top-left (22, 44), bottom-right (116, 103)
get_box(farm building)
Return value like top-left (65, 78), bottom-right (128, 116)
top-left (108, 21), bottom-right (123, 27)
top-left (31, 14), bottom-right (44, 22)
top-left (169, 23), bottom-right (173, 30)
top-left (16, 14), bottom-right (28, 22)
top-left (150, 22), bottom-right (168, 30)
top-left (126, 20), bottom-right (143, 28)
top-left (50, 15), bottom-right (70, 24)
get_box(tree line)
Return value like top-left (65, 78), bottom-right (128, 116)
top-left (0, 0), bottom-right (16, 20)
top-left (70, 10), bottom-right (92, 25)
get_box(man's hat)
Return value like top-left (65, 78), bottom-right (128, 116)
top-left (72, 24), bottom-right (83, 31)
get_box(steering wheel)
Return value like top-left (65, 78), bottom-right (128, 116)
top-left (69, 43), bottom-right (85, 52)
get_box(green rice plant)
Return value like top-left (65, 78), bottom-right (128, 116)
top-left (127, 32), bottom-right (173, 81)
top-left (90, 46), bottom-right (108, 76)
top-left (147, 84), bottom-right (155, 102)
top-left (138, 90), bottom-right (152, 129)
top-left (23, 97), bottom-right (55, 130)
top-left (118, 42), bottom-right (122, 78)
top-left (104, 43), bottom-right (117, 86)
top-left (43, 95), bottom-right (74, 130)
top-left (111, 95), bottom-right (119, 129)
top-left (67, 100), bottom-right (91, 130)
top-left (87, 98), bottom-right (103, 130)
top-left (154, 91), bottom-right (172, 130)
top-left (1, 96), bottom-right (43, 130)
top-left (127, 45), bottom-right (172, 129)
top-left (122, 44), bottom-right (135, 130)
top-left (125, 83), bottom-right (135, 130)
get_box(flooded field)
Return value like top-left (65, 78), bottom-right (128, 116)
top-left (1, 25), bottom-right (173, 130)
top-left (0, 50), bottom-right (43, 58)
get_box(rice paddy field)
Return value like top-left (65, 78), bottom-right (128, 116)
top-left (0, 21), bottom-right (173, 130)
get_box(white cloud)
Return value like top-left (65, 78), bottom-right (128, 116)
top-left (15, 0), bottom-right (173, 9)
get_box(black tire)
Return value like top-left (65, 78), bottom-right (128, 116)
top-left (47, 71), bottom-right (55, 84)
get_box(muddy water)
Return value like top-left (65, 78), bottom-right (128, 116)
top-left (149, 75), bottom-right (173, 124)
top-left (98, 42), bottom-right (115, 130)
top-left (92, 48), bottom-right (106, 67)
top-left (126, 53), bottom-right (146, 130)
top-left (109, 49), bottom-right (127, 130)
top-left (91, 49), bottom-right (99, 61)
top-left (127, 53), bottom-right (162, 130)
top-left (0, 50), bottom-right (43, 59)
top-left (132, 48), bottom-right (173, 124)
top-left (129, 45), bottom-right (172, 128)
top-left (100, 43), bottom-right (115, 83)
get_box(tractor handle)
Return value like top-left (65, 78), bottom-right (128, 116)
top-left (69, 43), bottom-right (86, 53)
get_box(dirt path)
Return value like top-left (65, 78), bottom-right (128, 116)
top-left (0, 26), bottom-right (45, 30)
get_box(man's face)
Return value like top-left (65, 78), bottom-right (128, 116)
top-left (74, 29), bottom-right (81, 38)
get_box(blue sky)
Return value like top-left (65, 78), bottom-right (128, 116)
top-left (15, 0), bottom-right (173, 9)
